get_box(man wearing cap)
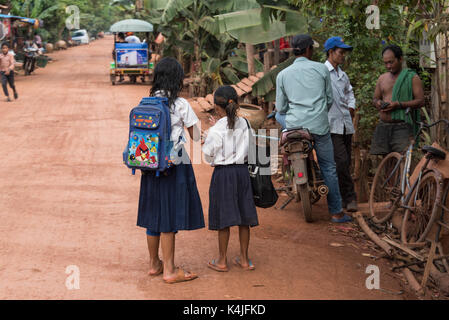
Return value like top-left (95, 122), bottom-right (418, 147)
top-left (324, 36), bottom-right (358, 212)
top-left (276, 34), bottom-right (351, 223)
top-left (125, 32), bottom-right (141, 43)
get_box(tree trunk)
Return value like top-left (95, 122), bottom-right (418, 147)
top-left (246, 43), bottom-right (255, 76)
top-left (274, 39), bottom-right (280, 65)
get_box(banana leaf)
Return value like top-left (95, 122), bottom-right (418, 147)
top-left (252, 55), bottom-right (296, 101)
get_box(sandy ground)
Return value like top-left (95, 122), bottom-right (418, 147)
top-left (0, 36), bottom-right (411, 300)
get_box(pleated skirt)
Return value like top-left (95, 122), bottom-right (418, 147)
top-left (208, 164), bottom-right (259, 230)
top-left (137, 161), bottom-right (205, 233)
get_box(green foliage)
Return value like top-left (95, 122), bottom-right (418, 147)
top-left (9, 0), bottom-right (126, 43)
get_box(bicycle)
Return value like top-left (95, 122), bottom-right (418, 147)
top-left (369, 115), bottom-right (449, 244)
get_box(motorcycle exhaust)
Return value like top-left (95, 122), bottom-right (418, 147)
top-left (317, 184), bottom-right (329, 196)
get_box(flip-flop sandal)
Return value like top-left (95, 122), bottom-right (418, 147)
top-left (233, 256), bottom-right (255, 271)
top-left (163, 268), bottom-right (198, 284)
top-left (207, 259), bottom-right (229, 272)
top-left (331, 214), bottom-right (353, 223)
top-left (148, 261), bottom-right (163, 276)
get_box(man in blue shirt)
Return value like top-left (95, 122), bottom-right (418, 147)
top-left (276, 34), bottom-right (350, 223)
top-left (324, 36), bottom-right (358, 212)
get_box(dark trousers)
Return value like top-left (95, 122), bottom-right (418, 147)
top-left (331, 129), bottom-right (356, 204)
top-left (1, 71), bottom-right (16, 97)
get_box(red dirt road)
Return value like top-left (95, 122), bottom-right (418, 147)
top-left (0, 37), bottom-right (409, 300)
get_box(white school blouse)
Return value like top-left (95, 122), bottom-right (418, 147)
top-left (202, 117), bottom-right (252, 166)
top-left (154, 92), bottom-right (199, 150)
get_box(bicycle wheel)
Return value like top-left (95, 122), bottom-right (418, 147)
top-left (369, 152), bottom-right (403, 224)
top-left (401, 170), bottom-right (444, 244)
top-left (298, 183), bottom-right (313, 223)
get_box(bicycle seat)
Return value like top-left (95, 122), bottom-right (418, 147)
top-left (422, 145), bottom-right (446, 160)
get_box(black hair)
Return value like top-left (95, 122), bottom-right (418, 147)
top-left (117, 32), bottom-right (125, 40)
top-left (214, 85), bottom-right (239, 130)
top-left (150, 57), bottom-right (184, 109)
top-left (293, 45), bottom-right (312, 56)
top-left (2, 42), bottom-right (9, 48)
top-left (382, 44), bottom-right (403, 59)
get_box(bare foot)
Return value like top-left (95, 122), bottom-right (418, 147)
top-left (163, 268), bottom-right (198, 284)
top-left (148, 259), bottom-right (163, 276)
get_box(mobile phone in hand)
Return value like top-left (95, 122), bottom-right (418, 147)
top-left (380, 102), bottom-right (390, 110)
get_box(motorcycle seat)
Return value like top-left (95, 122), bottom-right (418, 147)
top-left (280, 128), bottom-right (313, 146)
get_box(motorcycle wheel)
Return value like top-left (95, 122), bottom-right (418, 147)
top-left (298, 183), bottom-right (313, 223)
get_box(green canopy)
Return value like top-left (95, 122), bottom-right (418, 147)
top-left (110, 19), bottom-right (154, 33)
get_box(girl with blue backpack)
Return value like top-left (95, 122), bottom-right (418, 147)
top-left (202, 86), bottom-right (259, 272)
top-left (137, 57), bottom-right (204, 284)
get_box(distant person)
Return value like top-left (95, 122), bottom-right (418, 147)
top-left (125, 32), bottom-right (141, 43)
top-left (371, 44), bottom-right (425, 156)
top-left (202, 85), bottom-right (259, 272)
top-left (137, 57), bottom-right (204, 284)
top-left (0, 43), bottom-right (18, 102)
top-left (117, 32), bottom-right (126, 43)
top-left (34, 33), bottom-right (42, 47)
top-left (324, 36), bottom-right (358, 212)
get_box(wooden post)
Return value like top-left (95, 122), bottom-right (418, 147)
top-left (246, 43), bottom-right (255, 76)
top-left (274, 39), bottom-right (280, 65)
top-left (263, 50), bottom-right (271, 73)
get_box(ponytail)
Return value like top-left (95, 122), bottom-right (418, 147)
top-left (225, 100), bottom-right (238, 130)
top-left (214, 86), bottom-right (239, 130)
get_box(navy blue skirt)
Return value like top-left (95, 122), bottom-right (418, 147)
top-left (208, 164), bottom-right (259, 230)
top-left (137, 159), bottom-right (205, 233)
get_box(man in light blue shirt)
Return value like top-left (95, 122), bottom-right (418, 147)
top-left (276, 34), bottom-right (350, 223)
top-left (324, 36), bottom-right (358, 212)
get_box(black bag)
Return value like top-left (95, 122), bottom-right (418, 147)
top-left (245, 119), bottom-right (278, 208)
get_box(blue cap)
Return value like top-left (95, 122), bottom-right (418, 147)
top-left (324, 36), bottom-right (353, 52)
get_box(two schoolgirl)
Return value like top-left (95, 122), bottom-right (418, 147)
top-left (136, 57), bottom-right (258, 283)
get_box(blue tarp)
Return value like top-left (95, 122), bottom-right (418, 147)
top-left (0, 14), bottom-right (39, 26)
top-left (115, 43), bottom-right (147, 50)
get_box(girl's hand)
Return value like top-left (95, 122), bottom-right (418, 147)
top-left (200, 129), bottom-right (208, 145)
top-left (208, 115), bottom-right (217, 126)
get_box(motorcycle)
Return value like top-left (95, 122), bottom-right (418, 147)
top-left (23, 47), bottom-right (39, 76)
top-left (269, 111), bottom-right (329, 222)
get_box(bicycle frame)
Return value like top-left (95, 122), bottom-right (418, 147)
top-left (382, 117), bottom-right (449, 209)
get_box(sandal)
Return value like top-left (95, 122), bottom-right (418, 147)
top-left (163, 268), bottom-right (198, 284)
top-left (233, 256), bottom-right (255, 271)
top-left (207, 259), bottom-right (229, 272)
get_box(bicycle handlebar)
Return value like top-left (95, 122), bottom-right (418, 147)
top-left (405, 107), bottom-right (449, 137)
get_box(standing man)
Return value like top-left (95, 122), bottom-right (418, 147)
top-left (371, 44), bottom-right (425, 156)
top-left (276, 34), bottom-right (351, 223)
top-left (324, 36), bottom-right (358, 212)
top-left (0, 43), bottom-right (18, 102)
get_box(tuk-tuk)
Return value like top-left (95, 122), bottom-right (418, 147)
top-left (109, 19), bottom-right (154, 85)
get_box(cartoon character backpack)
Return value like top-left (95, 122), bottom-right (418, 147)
top-left (123, 97), bottom-right (174, 176)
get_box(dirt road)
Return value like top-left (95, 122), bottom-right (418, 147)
top-left (0, 37), bottom-right (410, 300)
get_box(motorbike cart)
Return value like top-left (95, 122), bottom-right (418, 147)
top-left (109, 19), bottom-right (154, 85)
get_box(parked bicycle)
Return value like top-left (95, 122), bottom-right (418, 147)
top-left (369, 115), bottom-right (449, 244)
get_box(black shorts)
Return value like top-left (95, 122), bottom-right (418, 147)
top-left (370, 121), bottom-right (412, 155)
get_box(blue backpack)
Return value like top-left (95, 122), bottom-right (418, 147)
top-left (123, 97), bottom-right (174, 176)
